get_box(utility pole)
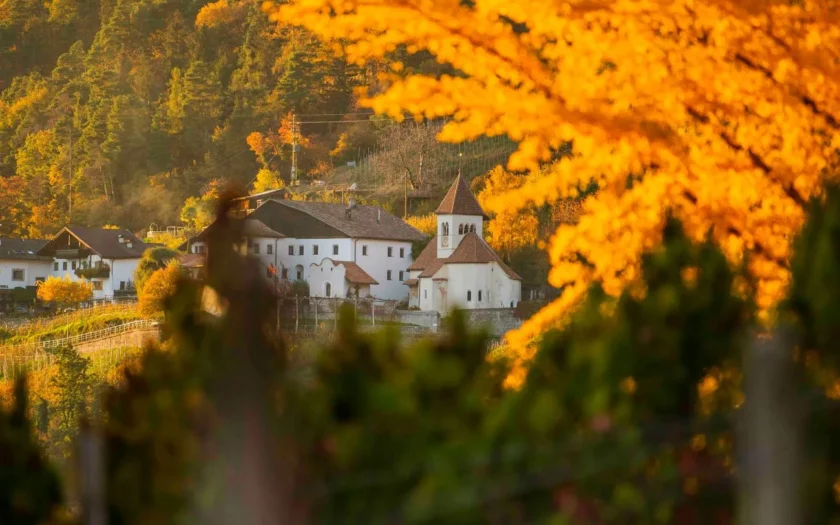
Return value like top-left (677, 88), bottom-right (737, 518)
top-left (69, 126), bottom-right (73, 218)
top-left (418, 151), bottom-right (424, 188)
top-left (290, 112), bottom-right (297, 186)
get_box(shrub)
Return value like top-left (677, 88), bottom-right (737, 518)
top-left (36, 277), bottom-right (92, 306)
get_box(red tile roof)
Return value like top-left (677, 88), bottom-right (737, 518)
top-left (408, 233), bottom-right (521, 280)
top-left (435, 175), bottom-right (488, 219)
top-left (325, 260), bottom-right (379, 285)
top-left (447, 233), bottom-right (521, 280)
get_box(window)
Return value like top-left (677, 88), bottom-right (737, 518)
top-left (470, 224), bottom-right (476, 233)
top-left (296, 266), bottom-right (303, 280)
top-left (298, 246), bottom-right (304, 256)
top-left (332, 244), bottom-right (339, 255)
top-left (289, 245), bottom-right (295, 255)
top-left (325, 282), bottom-right (332, 297)
top-left (267, 244), bottom-right (273, 255)
top-left (11, 269), bottom-right (24, 282)
top-left (62, 262), bottom-right (67, 271)
top-left (458, 224), bottom-right (464, 234)
top-left (35, 277), bottom-right (45, 285)
top-left (362, 245), bottom-right (368, 256)
top-left (400, 247), bottom-right (405, 258)
top-left (388, 247), bottom-right (394, 257)
top-left (92, 281), bottom-right (103, 291)
top-left (53, 262), bottom-right (58, 271)
top-left (478, 290), bottom-right (482, 302)
top-left (253, 243), bottom-right (260, 254)
top-left (387, 270), bottom-right (392, 280)
top-left (399, 271), bottom-right (404, 281)
top-left (313, 245), bottom-right (319, 255)
top-left (256, 199), bottom-right (263, 207)
top-left (281, 269), bottom-right (288, 279)
top-left (120, 281), bottom-right (126, 291)
top-left (467, 290), bottom-right (472, 301)
top-left (441, 222), bottom-right (449, 236)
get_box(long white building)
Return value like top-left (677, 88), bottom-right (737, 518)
top-left (406, 175), bottom-right (522, 314)
top-left (186, 199), bottom-right (426, 301)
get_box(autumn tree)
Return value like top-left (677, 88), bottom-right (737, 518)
top-left (252, 168), bottom-right (285, 194)
top-left (268, 0), bottom-right (840, 357)
top-left (138, 261), bottom-right (183, 317)
top-left (135, 247), bottom-right (180, 294)
top-left (36, 277), bottom-right (92, 307)
top-left (180, 180), bottom-right (223, 232)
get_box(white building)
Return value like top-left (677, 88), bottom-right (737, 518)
top-left (0, 238), bottom-right (52, 307)
top-left (37, 227), bottom-right (150, 299)
top-left (186, 199), bottom-right (426, 301)
top-left (407, 175), bottom-right (522, 314)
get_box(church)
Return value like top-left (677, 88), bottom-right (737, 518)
top-left (406, 175), bottom-right (522, 314)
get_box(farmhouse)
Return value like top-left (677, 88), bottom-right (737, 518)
top-left (186, 199), bottom-right (426, 300)
top-left (37, 227), bottom-right (149, 299)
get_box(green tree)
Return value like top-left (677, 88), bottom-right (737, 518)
top-left (135, 246), bottom-right (179, 294)
top-left (0, 379), bottom-right (63, 525)
top-left (48, 346), bottom-right (93, 462)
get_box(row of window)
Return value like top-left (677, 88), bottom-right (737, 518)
top-left (421, 289), bottom-right (490, 303)
top-left (53, 260), bottom-right (103, 271)
top-left (280, 245), bottom-right (407, 258)
top-left (439, 223), bottom-right (477, 235)
top-left (385, 270), bottom-right (405, 281)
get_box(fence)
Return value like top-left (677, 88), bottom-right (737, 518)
top-left (0, 301), bottom-right (138, 332)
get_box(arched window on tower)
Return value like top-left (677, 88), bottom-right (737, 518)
top-left (441, 222), bottom-right (450, 236)
top-left (458, 224), bottom-right (464, 235)
top-left (469, 224), bottom-right (476, 233)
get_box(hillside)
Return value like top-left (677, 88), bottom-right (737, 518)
top-left (0, 0), bottom-right (379, 237)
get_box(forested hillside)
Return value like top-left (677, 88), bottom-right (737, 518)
top-left (0, 0), bottom-right (402, 237)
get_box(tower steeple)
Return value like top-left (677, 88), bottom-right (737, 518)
top-left (435, 175), bottom-right (487, 258)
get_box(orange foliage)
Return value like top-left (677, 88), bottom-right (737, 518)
top-left (267, 0), bottom-right (840, 369)
top-left (195, 0), bottom-right (246, 28)
top-left (37, 276), bottom-right (93, 305)
top-left (404, 213), bottom-right (436, 237)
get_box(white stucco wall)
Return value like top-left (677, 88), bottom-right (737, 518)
top-left (0, 259), bottom-right (52, 289)
top-left (353, 239), bottom-right (412, 301)
top-left (308, 259), bottom-right (348, 298)
top-left (51, 254), bottom-right (140, 299)
top-left (194, 235), bottom-right (415, 302)
top-left (419, 262), bottom-right (521, 315)
top-left (436, 214), bottom-right (484, 259)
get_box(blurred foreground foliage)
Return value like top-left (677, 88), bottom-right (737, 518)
top-left (8, 189), bottom-right (840, 523)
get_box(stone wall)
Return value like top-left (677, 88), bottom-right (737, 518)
top-left (395, 310), bottom-right (441, 330)
top-left (461, 309), bottom-right (521, 337)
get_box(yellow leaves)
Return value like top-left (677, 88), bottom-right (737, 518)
top-left (36, 276), bottom-right (93, 305)
top-left (196, 0), bottom-right (246, 28)
top-left (270, 0), bottom-right (840, 384)
top-left (404, 214), bottom-right (437, 237)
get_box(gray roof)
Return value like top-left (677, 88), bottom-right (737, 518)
top-left (267, 200), bottom-right (426, 242)
top-left (0, 238), bottom-right (50, 261)
top-left (39, 227), bottom-right (149, 259)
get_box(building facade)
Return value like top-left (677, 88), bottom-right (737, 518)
top-left (407, 175), bottom-right (522, 314)
top-left (37, 227), bottom-right (149, 299)
top-left (186, 199), bottom-right (425, 301)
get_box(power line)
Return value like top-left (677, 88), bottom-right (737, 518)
top-left (296, 112), bottom-right (376, 117)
